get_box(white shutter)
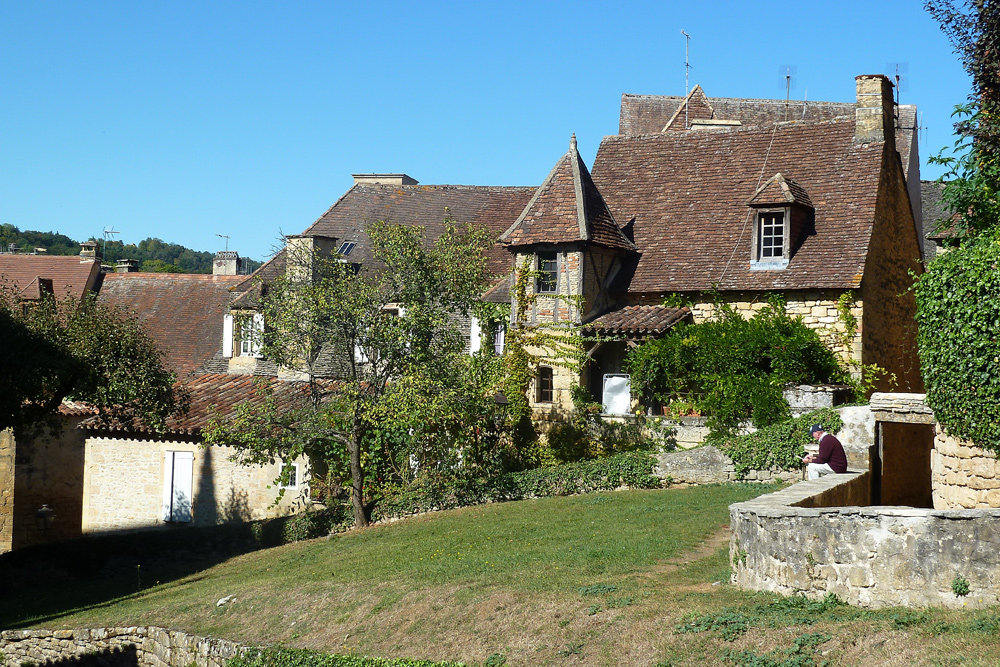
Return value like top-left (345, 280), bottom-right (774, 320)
top-left (251, 313), bottom-right (264, 358)
top-left (603, 374), bottom-right (631, 415)
top-left (222, 314), bottom-right (234, 357)
top-left (162, 451), bottom-right (194, 523)
top-left (469, 317), bottom-right (482, 354)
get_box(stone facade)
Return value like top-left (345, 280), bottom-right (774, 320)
top-left (932, 426), bottom-right (1000, 509)
top-left (0, 430), bottom-right (13, 553)
top-left (0, 627), bottom-right (243, 667)
top-left (730, 473), bottom-right (1000, 608)
top-left (82, 437), bottom-right (309, 533)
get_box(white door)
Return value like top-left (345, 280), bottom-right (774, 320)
top-left (162, 451), bottom-right (194, 522)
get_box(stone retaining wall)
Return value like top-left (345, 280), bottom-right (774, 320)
top-left (730, 473), bottom-right (1000, 608)
top-left (931, 425), bottom-right (1000, 509)
top-left (0, 627), bottom-right (243, 667)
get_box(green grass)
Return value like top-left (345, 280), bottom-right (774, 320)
top-left (4, 483), bottom-right (1000, 667)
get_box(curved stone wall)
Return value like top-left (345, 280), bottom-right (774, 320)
top-left (730, 473), bottom-right (1000, 608)
top-left (932, 426), bottom-right (1000, 509)
top-left (0, 627), bottom-right (243, 667)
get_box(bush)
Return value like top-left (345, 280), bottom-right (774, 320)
top-left (625, 296), bottom-right (849, 439)
top-left (915, 230), bottom-right (1000, 453)
top-left (716, 408), bottom-right (845, 479)
top-left (230, 646), bottom-right (467, 667)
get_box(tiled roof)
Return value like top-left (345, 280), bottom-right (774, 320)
top-left (617, 90), bottom-right (917, 178)
top-left (500, 136), bottom-right (634, 251)
top-left (77, 373), bottom-right (336, 436)
top-left (0, 254), bottom-right (101, 300)
top-left (921, 180), bottom-right (960, 240)
top-left (584, 305), bottom-right (690, 336)
top-left (98, 273), bottom-right (245, 376)
top-left (591, 118), bottom-right (884, 292)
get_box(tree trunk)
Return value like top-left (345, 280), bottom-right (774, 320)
top-left (349, 423), bottom-right (369, 528)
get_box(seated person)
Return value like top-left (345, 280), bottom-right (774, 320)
top-left (802, 423), bottom-right (848, 480)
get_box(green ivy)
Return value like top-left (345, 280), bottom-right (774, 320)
top-left (914, 229), bottom-right (1000, 453)
top-left (716, 409), bottom-right (844, 479)
top-left (229, 646), bottom-right (467, 667)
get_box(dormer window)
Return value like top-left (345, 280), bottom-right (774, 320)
top-left (337, 241), bottom-right (357, 256)
top-left (747, 173), bottom-right (813, 271)
top-left (536, 251), bottom-right (557, 293)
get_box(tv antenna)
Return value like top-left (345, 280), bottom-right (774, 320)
top-left (779, 65), bottom-right (797, 120)
top-left (102, 226), bottom-right (119, 258)
top-left (216, 233), bottom-right (230, 252)
top-left (887, 62), bottom-right (909, 127)
top-left (681, 30), bottom-right (691, 128)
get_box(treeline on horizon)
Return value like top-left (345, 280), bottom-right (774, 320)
top-left (0, 223), bottom-right (261, 275)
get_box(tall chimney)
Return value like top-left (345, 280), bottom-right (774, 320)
top-left (854, 74), bottom-right (895, 151)
top-left (79, 240), bottom-right (101, 262)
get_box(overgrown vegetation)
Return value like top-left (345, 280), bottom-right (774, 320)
top-left (917, 2), bottom-right (1000, 452)
top-left (716, 409), bottom-right (845, 479)
top-left (230, 647), bottom-right (467, 667)
top-left (625, 296), bottom-right (850, 438)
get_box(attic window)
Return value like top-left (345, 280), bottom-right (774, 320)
top-left (536, 251), bottom-right (557, 293)
top-left (758, 212), bottom-right (785, 260)
top-left (338, 241), bottom-right (357, 256)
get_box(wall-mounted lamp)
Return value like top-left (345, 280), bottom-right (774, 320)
top-left (35, 504), bottom-right (56, 531)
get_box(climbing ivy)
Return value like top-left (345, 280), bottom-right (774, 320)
top-left (914, 229), bottom-right (1000, 453)
top-left (717, 408), bottom-right (845, 479)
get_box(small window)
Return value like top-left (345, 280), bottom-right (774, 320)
top-left (493, 322), bottom-right (506, 355)
top-left (536, 366), bottom-right (554, 403)
top-left (536, 251), bottom-right (557, 293)
top-left (280, 462), bottom-right (300, 490)
top-left (338, 241), bottom-right (357, 256)
top-left (238, 313), bottom-right (264, 358)
top-left (757, 212), bottom-right (785, 261)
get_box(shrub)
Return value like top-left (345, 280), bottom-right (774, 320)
top-left (717, 408), bottom-right (845, 479)
top-left (915, 230), bottom-right (1000, 453)
top-left (625, 296), bottom-right (850, 439)
top-left (229, 646), bottom-right (467, 667)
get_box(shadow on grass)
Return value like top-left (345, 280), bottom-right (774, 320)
top-left (0, 510), bottom-right (337, 630)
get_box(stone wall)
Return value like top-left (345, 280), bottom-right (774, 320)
top-left (730, 473), bottom-right (1000, 608)
top-left (932, 426), bottom-right (1000, 509)
top-left (83, 437), bottom-right (310, 534)
top-left (0, 429), bottom-right (13, 553)
top-left (0, 627), bottom-right (243, 667)
top-left (655, 445), bottom-right (803, 486)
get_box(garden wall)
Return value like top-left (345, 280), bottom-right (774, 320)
top-left (0, 627), bottom-right (243, 667)
top-left (730, 473), bottom-right (1000, 608)
top-left (931, 425), bottom-right (1000, 509)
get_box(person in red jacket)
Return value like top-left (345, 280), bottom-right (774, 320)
top-left (802, 423), bottom-right (848, 480)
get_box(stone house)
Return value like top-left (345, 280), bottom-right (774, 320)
top-left (0, 263), bottom-right (311, 553)
top-left (501, 74), bottom-right (924, 414)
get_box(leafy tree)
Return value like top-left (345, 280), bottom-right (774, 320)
top-left (0, 288), bottom-right (184, 435)
top-left (916, 2), bottom-right (1000, 450)
top-left (204, 219), bottom-right (498, 528)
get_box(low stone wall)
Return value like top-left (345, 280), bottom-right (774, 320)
top-left (0, 627), bottom-right (243, 667)
top-left (932, 425), bottom-right (1000, 509)
top-left (731, 474), bottom-right (1000, 608)
top-left (655, 446), bottom-right (801, 486)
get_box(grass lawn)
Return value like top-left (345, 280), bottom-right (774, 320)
top-left (3, 484), bottom-right (1000, 667)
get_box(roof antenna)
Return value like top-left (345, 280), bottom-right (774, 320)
top-left (887, 62), bottom-right (909, 128)
top-left (102, 226), bottom-right (119, 258)
top-left (681, 30), bottom-right (691, 129)
top-left (779, 65), bottom-right (797, 121)
top-left (216, 233), bottom-right (230, 252)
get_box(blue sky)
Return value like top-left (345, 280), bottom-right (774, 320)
top-left (0, 1), bottom-right (972, 261)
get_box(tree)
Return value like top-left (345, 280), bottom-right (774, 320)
top-left (204, 219), bottom-right (498, 528)
top-left (916, 2), bottom-right (1000, 451)
top-left (0, 288), bottom-right (184, 435)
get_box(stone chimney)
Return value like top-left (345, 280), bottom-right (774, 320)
top-left (351, 173), bottom-right (418, 186)
top-left (213, 251), bottom-right (241, 276)
top-left (285, 235), bottom-right (340, 282)
top-left (115, 258), bottom-right (138, 273)
top-left (854, 74), bottom-right (895, 151)
top-left (79, 241), bottom-right (101, 262)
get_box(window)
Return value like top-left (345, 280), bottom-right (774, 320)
top-left (493, 322), bottom-right (506, 355)
top-left (536, 366), bottom-right (554, 403)
top-left (337, 241), bottom-right (357, 256)
top-left (162, 451), bottom-right (194, 523)
top-left (238, 313), bottom-right (264, 357)
top-left (536, 251), bottom-right (557, 293)
top-left (280, 462), bottom-right (300, 490)
top-left (757, 212), bottom-right (785, 260)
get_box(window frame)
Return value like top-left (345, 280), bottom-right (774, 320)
top-left (536, 251), bottom-right (558, 294)
top-left (750, 207), bottom-right (790, 270)
top-left (279, 462), bottom-right (300, 490)
top-left (536, 365), bottom-right (554, 403)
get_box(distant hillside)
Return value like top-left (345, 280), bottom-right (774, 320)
top-left (0, 224), bottom-right (261, 274)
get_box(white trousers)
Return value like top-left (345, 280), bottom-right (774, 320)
top-left (807, 462), bottom-right (835, 480)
